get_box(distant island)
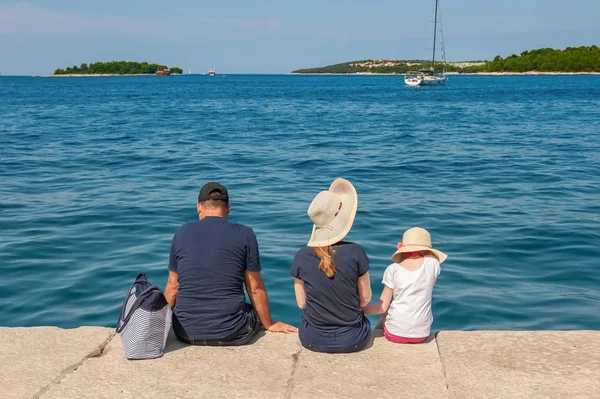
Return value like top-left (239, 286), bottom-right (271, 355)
top-left (53, 61), bottom-right (183, 76)
top-left (291, 46), bottom-right (600, 74)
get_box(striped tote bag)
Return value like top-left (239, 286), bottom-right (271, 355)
top-left (116, 273), bottom-right (172, 359)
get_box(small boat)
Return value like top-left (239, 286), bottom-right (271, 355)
top-left (208, 67), bottom-right (216, 76)
top-left (156, 69), bottom-right (171, 76)
top-left (404, 0), bottom-right (447, 86)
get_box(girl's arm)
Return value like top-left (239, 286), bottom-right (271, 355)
top-left (357, 272), bottom-right (372, 308)
top-left (362, 286), bottom-right (393, 314)
top-left (293, 278), bottom-right (307, 309)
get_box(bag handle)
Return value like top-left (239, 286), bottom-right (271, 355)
top-left (115, 273), bottom-right (149, 332)
top-left (116, 285), bottom-right (157, 333)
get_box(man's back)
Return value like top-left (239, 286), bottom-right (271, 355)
top-left (169, 216), bottom-right (260, 340)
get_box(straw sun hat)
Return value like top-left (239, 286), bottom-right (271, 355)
top-left (392, 227), bottom-right (448, 264)
top-left (307, 178), bottom-right (358, 247)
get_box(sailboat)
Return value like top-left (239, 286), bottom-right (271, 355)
top-left (404, 0), bottom-right (447, 86)
top-left (208, 67), bottom-right (216, 76)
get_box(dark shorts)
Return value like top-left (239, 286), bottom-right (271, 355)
top-left (174, 303), bottom-right (261, 346)
top-left (298, 316), bottom-right (371, 353)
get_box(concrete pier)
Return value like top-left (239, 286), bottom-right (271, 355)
top-left (1, 327), bottom-right (598, 398)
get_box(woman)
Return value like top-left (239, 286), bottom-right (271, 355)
top-left (290, 178), bottom-right (372, 353)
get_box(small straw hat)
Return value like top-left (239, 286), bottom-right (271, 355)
top-left (307, 178), bottom-right (358, 247)
top-left (392, 227), bottom-right (448, 264)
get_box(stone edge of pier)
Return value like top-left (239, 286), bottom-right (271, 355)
top-left (1, 327), bottom-right (598, 399)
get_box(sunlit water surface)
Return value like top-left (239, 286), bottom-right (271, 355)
top-left (1, 74), bottom-right (599, 330)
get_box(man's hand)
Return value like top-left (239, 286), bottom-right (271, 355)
top-left (245, 271), bottom-right (297, 333)
top-left (267, 321), bottom-right (298, 334)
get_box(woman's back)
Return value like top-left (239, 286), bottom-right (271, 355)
top-left (290, 241), bottom-right (369, 329)
top-left (383, 255), bottom-right (440, 337)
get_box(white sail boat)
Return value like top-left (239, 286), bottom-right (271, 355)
top-left (404, 0), bottom-right (447, 86)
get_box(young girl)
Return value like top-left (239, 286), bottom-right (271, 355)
top-left (363, 227), bottom-right (447, 343)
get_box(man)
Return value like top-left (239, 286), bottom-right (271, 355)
top-left (165, 182), bottom-right (297, 345)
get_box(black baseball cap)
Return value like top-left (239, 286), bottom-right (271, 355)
top-left (198, 182), bottom-right (229, 203)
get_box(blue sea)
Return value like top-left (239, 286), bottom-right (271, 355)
top-left (1, 74), bottom-right (599, 330)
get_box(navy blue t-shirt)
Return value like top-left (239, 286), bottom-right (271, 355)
top-left (290, 241), bottom-right (370, 329)
top-left (169, 216), bottom-right (261, 340)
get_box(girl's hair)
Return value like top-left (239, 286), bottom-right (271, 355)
top-left (314, 246), bottom-right (336, 278)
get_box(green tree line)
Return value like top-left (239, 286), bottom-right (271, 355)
top-left (292, 46), bottom-right (600, 74)
top-left (54, 61), bottom-right (183, 75)
top-left (465, 46), bottom-right (600, 73)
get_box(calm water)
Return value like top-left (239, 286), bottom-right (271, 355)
top-left (1, 74), bottom-right (599, 330)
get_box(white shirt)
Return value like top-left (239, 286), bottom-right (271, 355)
top-left (382, 256), bottom-right (440, 338)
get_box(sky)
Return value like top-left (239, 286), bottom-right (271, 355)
top-left (0, 0), bottom-right (599, 75)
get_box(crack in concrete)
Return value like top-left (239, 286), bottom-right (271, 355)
top-left (434, 332), bottom-right (450, 393)
top-left (32, 330), bottom-right (116, 399)
top-left (284, 347), bottom-right (304, 399)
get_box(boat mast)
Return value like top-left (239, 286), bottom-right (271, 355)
top-left (432, 0), bottom-right (439, 71)
top-left (438, 1), bottom-right (447, 74)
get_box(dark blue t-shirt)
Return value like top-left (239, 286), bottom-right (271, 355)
top-left (169, 216), bottom-right (261, 340)
top-left (290, 241), bottom-right (370, 329)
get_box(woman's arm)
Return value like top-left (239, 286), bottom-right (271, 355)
top-left (357, 272), bottom-right (372, 308)
top-left (362, 286), bottom-right (393, 315)
top-left (293, 278), bottom-right (307, 309)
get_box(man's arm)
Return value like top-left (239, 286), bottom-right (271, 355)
top-left (165, 230), bottom-right (179, 309)
top-left (244, 270), bottom-right (297, 333)
top-left (164, 270), bottom-right (179, 309)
